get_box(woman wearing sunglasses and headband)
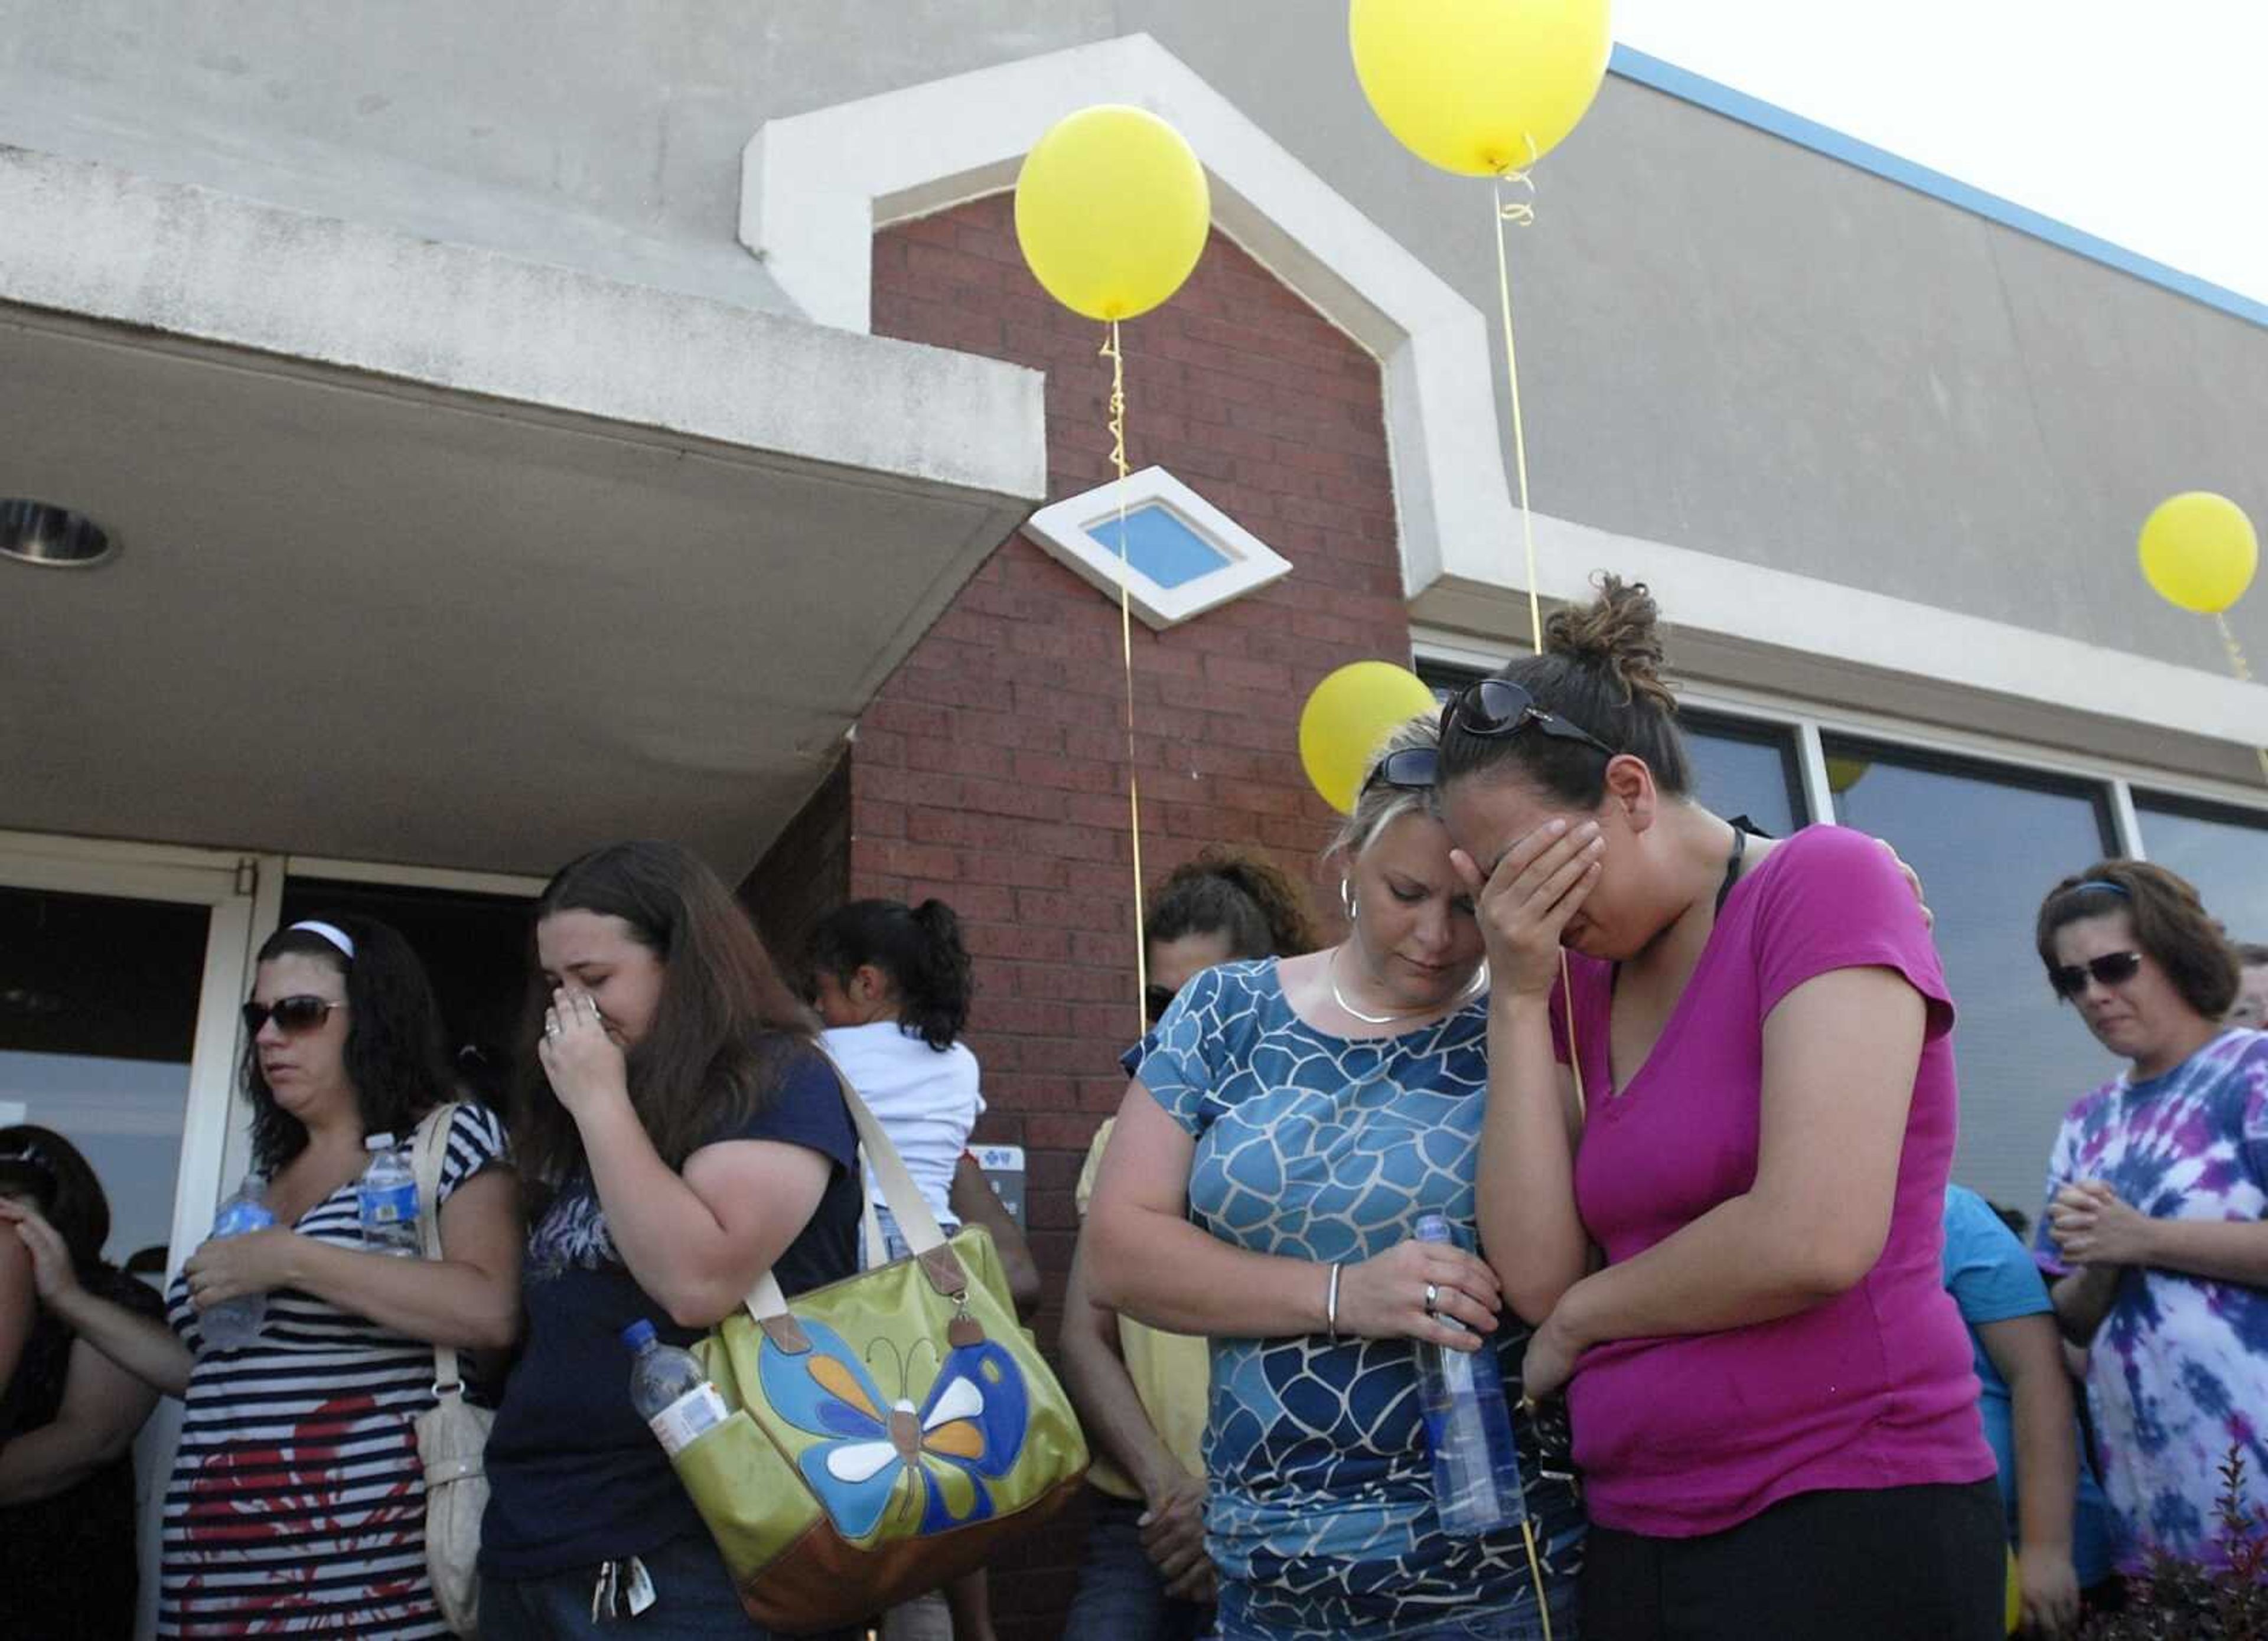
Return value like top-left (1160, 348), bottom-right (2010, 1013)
top-left (2032, 864), bottom-right (2268, 1571)
top-left (1435, 578), bottom-right (2001, 1640)
top-left (1085, 715), bottom-right (1585, 1640)
top-left (2, 916), bottom-right (520, 1639)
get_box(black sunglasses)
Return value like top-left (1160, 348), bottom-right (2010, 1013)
top-left (1440, 678), bottom-right (1618, 761)
top-left (2049, 951), bottom-right (2143, 1000)
top-left (242, 995), bottom-right (344, 1035)
top-left (1361, 745), bottom-right (1441, 795)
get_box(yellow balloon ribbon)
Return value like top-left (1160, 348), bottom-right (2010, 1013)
top-left (2213, 613), bottom-right (2268, 785)
top-left (1099, 321), bottom-right (1151, 1007)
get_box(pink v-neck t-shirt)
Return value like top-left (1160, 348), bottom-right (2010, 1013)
top-left (1552, 824), bottom-right (1993, 1536)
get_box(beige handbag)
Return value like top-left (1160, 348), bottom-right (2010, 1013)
top-left (411, 1104), bottom-right (494, 1636)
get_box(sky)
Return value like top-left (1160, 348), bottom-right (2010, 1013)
top-left (1614, 0), bottom-right (2268, 305)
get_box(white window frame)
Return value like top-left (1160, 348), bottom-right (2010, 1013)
top-left (1024, 465), bottom-right (1292, 630)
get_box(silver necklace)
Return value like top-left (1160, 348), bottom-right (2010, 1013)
top-left (1328, 943), bottom-right (1485, 1026)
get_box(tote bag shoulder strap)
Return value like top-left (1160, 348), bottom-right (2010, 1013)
top-left (412, 1103), bottom-right (465, 1395)
top-left (742, 1040), bottom-right (963, 1329)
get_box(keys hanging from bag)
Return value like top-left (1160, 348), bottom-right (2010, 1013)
top-left (672, 1046), bottom-right (1089, 1635)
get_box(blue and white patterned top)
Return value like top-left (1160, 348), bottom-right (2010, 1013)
top-left (1138, 960), bottom-right (1583, 1640)
top-left (2035, 1027), bottom-right (2268, 1570)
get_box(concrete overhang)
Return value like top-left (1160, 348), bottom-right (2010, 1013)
top-left (0, 149), bottom-right (1045, 877)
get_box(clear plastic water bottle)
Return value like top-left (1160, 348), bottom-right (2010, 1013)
top-left (623, 1319), bottom-right (730, 1457)
top-left (356, 1132), bottom-right (421, 1257)
top-left (200, 1176), bottom-right (276, 1351)
top-left (1412, 1213), bottom-right (1527, 1535)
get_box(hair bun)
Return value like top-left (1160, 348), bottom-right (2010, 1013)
top-left (1544, 574), bottom-right (1674, 715)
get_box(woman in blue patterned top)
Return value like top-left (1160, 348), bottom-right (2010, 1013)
top-left (1086, 716), bottom-right (1583, 1641)
top-left (2034, 862), bottom-right (2268, 1572)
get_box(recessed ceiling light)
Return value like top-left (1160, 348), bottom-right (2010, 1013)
top-left (1, 500), bottom-right (117, 568)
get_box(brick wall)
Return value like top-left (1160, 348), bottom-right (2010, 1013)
top-left (854, 193), bottom-right (1409, 1637)
top-left (737, 751), bottom-right (850, 983)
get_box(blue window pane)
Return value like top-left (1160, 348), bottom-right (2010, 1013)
top-left (1823, 739), bottom-right (2119, 1216)
top-left (1683, 712), bottom-right (1806, 837)
top-left (2135, 795), bottom-right (2268, 946)
top-left (1091, 503), bottom-right (1231, 590)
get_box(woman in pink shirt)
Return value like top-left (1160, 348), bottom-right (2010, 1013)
top-left (1435, 578), bottom-right (2001, 1639)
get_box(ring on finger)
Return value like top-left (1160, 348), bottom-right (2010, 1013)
top-left (1423, 1281), bottom-right (1439, 1319)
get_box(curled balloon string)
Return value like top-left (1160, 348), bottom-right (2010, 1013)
top-left (2213, 612), bottom-right (2268, 785)
top-left (1489, 137), bottom-right (1587, 1126)
top-left (1522, 1516), bottom-right (1556, 1641)
top-left (1100, 321), bottom-right (1152, 1006)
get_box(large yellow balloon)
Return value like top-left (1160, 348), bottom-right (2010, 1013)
top-left (1299, 663), bottom-right (1441, 815)
top-left (1014, 106), bottom-right (1210, 322)
top-left (2138, 491), bottom-right (2258, 614)
top-left (1351, 0), bottom-right (1614, 177)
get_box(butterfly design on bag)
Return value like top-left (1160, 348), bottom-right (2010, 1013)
top-left (760, 1319), bottom-right (1029, 1539)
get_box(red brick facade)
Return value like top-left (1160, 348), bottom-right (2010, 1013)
top-left (823, 193), bottom-right (1409, 1633)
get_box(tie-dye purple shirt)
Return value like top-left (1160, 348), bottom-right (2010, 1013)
top-left (2035, 1027), bottom-right (2268, 1570)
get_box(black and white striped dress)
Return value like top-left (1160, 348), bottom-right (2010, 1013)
top-left (159, 1103), bottom-right (508, 1638)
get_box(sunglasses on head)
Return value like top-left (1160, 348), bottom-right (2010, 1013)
top-left (1440, 678), bottom-right (1618, 761)
top-left (2049, 951), bottom-right (2143, 1000)
top-left (242, 995), bottom-right (344, 1035)
top-left (1361, 745), bottom-right (1441, 796)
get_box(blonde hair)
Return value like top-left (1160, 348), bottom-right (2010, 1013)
top-left (1328, 712), bottom-right (1442, 862)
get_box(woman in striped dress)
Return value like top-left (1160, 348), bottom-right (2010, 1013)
top-left (11, 916), bottom-right (522, 1637)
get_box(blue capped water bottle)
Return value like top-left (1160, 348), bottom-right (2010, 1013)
top-left (356, 1133), bottom-right (421, 1257)
top-left (200, 1175), bottom-right (276, 1351)
top-left (1412, 1213), bottom-right (1527, 1535)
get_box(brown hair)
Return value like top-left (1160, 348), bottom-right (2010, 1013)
top-left (242, 916), bottom-right (451, 1173)
top-left (515, 841), bottom-right (819, 1202)
top-left (1436, 574), bottom-right (1692, 804)
top-left (0, 1124), bottom-right (111, 1278)
top-left (1148, 845), bottom-right (1323, 961)
top-left (2034, 860), bottom-right (2240, 1019)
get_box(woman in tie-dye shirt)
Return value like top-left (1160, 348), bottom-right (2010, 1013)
top-left (2034, 862), bottom-right (2268, 1572)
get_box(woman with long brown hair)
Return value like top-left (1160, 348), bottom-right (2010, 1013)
top-left (478, 840), bottom-right (863, 1639)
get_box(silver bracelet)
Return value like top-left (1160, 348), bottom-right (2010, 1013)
top-left (1325, 1262), bottom-right (1342, 1340)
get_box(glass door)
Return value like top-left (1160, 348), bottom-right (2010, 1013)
top-left (0, 835), bottom-right (261, 1641)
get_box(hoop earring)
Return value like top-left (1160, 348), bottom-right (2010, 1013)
top-left (1340, 879), bottom-right (1358, 922)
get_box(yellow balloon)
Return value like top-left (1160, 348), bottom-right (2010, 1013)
top-left (2005, 1545), bottom-right (2022, 1635)
top-left (1299, 663), bottom-right (1441, 815)
top-left (1350, 0), bottom-right (1614, 177)
top-left (2138, 491), bottom-right (2258, 614)
top-left (1014, 105), bottom-right (1211, 322)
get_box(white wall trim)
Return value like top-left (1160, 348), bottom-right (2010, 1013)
top-left (741, 31), bottom-right (1504, 599)
top-left (1412, 503), bottom-right (2268, 758)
